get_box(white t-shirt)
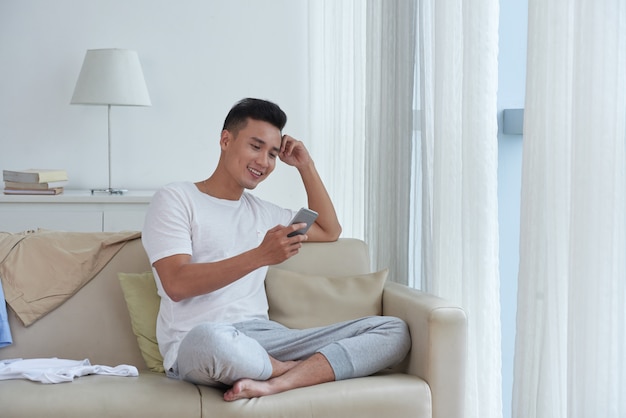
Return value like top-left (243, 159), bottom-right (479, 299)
top-left (142, 182), bottom-right (295, 371)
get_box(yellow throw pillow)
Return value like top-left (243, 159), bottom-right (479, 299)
top-left (117, 272), bottom-right (164, 373)
top-left (265, 268), bottom-right (388, 329)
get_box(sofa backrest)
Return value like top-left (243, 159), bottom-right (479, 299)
top-left (276, 238), bottom-right (371, 276)
top-left (0, 237), bottom-right (372, 369)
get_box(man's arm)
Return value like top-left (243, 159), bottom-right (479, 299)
top-left (280, 135), bottom-right (342, 242)
top-left (153, 223), bottom-right (308, 302)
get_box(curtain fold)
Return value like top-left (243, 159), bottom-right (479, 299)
top-left (364, 0), bottom-right (416, 284)
top-left (514, 1), bottom-right (626, 417)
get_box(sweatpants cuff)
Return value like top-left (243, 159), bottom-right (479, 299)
top-left (258, 355), bottom-right (273, 381)
top-left (318, 343), bottom-right (353, 381)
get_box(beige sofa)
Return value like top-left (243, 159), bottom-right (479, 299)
top-left (0, 236), bottom-right (466, 418)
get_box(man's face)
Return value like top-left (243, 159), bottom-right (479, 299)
top-left (221, 118), bottom-right (282, 191)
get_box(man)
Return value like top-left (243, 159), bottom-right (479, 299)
top-left (142, 98), bottom-right (410, 401)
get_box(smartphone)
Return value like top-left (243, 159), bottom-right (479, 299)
top-left (287, 208), bottom-right (318, 237)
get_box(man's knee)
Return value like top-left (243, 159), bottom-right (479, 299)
top-left (179, 323), bottom-right (237, 357)
top-left (385, 316), bottom-right (411, 358)
top-left (177, 322), bottom-right (272, 386)
top-left (367, 316), bottom-right (412, 361)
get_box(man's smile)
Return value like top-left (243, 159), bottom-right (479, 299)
top-left (248, 167), bottom-right (263, 178)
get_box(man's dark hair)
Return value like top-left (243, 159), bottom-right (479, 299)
top-left (222, 98), bottom-right (287, 135)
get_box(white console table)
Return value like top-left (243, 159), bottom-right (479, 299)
top-left (0, 190), bottom-right (154, 233)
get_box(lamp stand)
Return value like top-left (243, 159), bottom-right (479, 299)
top-left (91, 105), bottom-right (127, 195)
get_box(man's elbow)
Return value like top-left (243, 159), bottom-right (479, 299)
top-left (324, 224), bottom-right (342, 242)
top-left (163, 283), bottom-right (186, 303)
top-left (308, 224), bottom-right (341, 242)
top-left (159, 271), bottom-right (189, 302)
top-left (331, 225), bottom-right (342, 241)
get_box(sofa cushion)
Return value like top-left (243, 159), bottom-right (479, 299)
top-left (198, 373), bottom-right (432, 418)
top-left (118, 272), bottom-right (164, 373)
top-left (265, 268), bottom-right (387, 329)
top-left (0, 372), bottom-right (201, 418)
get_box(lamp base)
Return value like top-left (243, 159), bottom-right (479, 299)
top-left (91, 188), bottom-right (128, 195)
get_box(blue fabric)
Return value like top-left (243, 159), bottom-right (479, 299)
top-left (0, 277), bottom-right (13, 348)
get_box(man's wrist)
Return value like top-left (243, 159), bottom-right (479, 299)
top-left (296, 159), bottom-right (316, 175)
top-left (245, 246), bottom-right (266, 271)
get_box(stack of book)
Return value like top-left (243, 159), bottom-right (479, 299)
top-left (3, 169), bottom-right (69, 195)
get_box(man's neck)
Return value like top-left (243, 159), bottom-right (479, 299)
top-left (197, 175), bottom-right (243, 201)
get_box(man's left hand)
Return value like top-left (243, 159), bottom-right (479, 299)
top-left (280, 135), bottom-right (312, 168)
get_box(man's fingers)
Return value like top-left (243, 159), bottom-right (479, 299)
top-left (266, 223), bottom-right (307, 241)
top-left (287, 223), bottom-right (307, 236)
top-left (289, 222), bottom-right (307, 231)
top-left (267, 224), bottom-right (284, 233)
top-left (281, 134), bottom-right (289, 153)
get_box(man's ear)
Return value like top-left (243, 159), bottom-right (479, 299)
top-left (220, 129), bottom-right (232, 150)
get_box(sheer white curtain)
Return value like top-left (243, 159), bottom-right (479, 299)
top-left (416, 1), bottom-right (501, 417)
top-left (513, 1), bottom-right (626, 417)
top-left (309, 1), bottom-right (501, 417)
top-left (308, 0), bottom-right (366, 241)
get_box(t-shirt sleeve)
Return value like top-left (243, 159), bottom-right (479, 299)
top-left (275, 205), bottom-right (298, 227)
top-left (142, 185), bottom-right (194, 265)
top-left (245, 193), bottom-right (297, 230)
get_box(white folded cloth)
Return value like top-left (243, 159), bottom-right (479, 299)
top-left (0, 358), bottom-right (139, 384)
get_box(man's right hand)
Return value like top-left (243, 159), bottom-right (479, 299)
top-left (256, 223), bottom-right (308, 265)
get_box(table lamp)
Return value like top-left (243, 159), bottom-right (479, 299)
top-left (71, 49), bottom-right (151, 194)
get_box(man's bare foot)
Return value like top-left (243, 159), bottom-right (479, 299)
top-left (222, 358), bottom-right (299, 401)
top-left (223, 378), bottom-right (275, 401)
top-left (223, 353), bottom-right (334, 402)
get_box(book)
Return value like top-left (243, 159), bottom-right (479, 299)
top-left (4, 180), bottom-right (69, 190)
top-left (3, 187), bottom-right (64, 195)
top-left (2, 169), bottom-right (68, 183)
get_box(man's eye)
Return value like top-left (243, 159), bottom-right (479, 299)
top-left (251, 144), bottom-right (261, 150)
top-left (269, 153), bottom-right (277, 159)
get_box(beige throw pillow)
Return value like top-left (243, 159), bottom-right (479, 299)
top-left (118, 272), bottom-right (164, 373)
top-left (265, 268), bottom-right (388, 329)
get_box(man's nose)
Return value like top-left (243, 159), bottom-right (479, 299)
top-left (257, 152), bottom-right (270, 167)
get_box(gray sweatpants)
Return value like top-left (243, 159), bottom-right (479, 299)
top-left (175, 316), bottom-right (411, 387)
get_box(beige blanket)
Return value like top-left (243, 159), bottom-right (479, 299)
top-left (0, 229), bottom-right (141, 326)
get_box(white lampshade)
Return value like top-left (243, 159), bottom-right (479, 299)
top-left (70, 48), bottom-right (151, 194)
top-left (71, 49), bottom-right (151, 106)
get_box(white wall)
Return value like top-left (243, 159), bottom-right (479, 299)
top-left (0, 0), bottom-right (309, 209)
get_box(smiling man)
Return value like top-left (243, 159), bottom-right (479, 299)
top-left (142, 98), bottom-right (410, 401)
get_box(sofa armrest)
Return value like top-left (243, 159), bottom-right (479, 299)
top-left (382, 282), bottom-right (467, 418)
